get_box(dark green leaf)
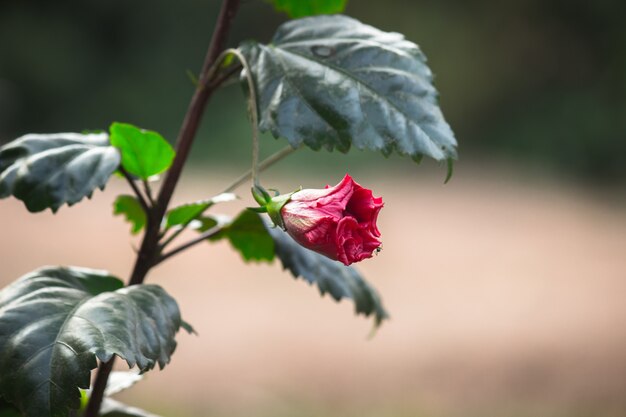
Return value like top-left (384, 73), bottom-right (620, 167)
top-left (266, 225), bottom-right (388, 326)
top-left (164, 193), bottom-right (236, 230)
top-left (239, 15), bottom-right (457, 164)
top-left (113, 195), bottom-right (147, 234)
top-left (270, 0), bottom-right (347, 18)
top-left (213, 210), bottom-right (275, 262)
top-left (0, 266), bottom-right (187, 417)
top-left (109, 123), bottom-right (175, 180)
top-left (100, 399), bottom-right (161, 417)
top-left (0, 132), bottom-right (120, 212)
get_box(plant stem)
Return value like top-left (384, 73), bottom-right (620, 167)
top-left (222, 49), bottom-right (261, 187)
top-left (82, 1), bottom-right (241, 415)
top-left (142, 179), bottom-right (156, 206)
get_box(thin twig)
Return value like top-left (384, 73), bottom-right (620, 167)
top-left (159, 145), bottom-right (297, 251)
top-left (160, 227), bottom-right (184, 250)
top-left (157, 225), bottom-right (223, 265)
top-left (142, 179), bottom-right (156, 206)
top-left (223, 145), bottom-right (297, 193)
top-left (223, 49), bottom-right (261, 187)
top-left (119, 168), bottom-right (150, 212)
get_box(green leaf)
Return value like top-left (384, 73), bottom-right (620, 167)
top-left (239, 15), bottom-right (457, 164)
top-left (0, 132), bottom-right (121, 212)
top-left (192, 215), bottom-right (220, 233)
top-left (213, 210), bottom-right (275, 262)
top-left (113, 195), bottom-right (147, 234)
top-left (266, 225), bottom-right (388, 326)
top-left (166, 201), bottom-right (209, 229)
top-left (164, 192), bottom-right (236, 230)
top-left (109, 123), bottom-right (175, 180)
top-left (0, 266), bottom-right (187, 417)
top-left (269, 0), bottom-right (347, 18)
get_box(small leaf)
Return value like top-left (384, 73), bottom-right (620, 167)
top-left (192, 215), bottom-right (220, 232)
top-left (269, 0), bottom-right (347, 18)
top-left (267, 225), bottom-right (388, 326)
top-left (239, 15), bottom-right (457, 165)
top-left (113, 195), bottom-right (147, 234)
top-left (214, 210), bottom-right (275, 262)
top-left (109, 123), bottom-right (175, 180)
top-left (0, 266), bottom-right (187, 417)
top-left (0, 132), bottom-right (120, 212)
top-left (165, 202), bottom-right (210, 230)
top-left (164, 193), bottom-right (237, 230)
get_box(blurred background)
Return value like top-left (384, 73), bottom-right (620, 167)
top-left (1, 1), bottom-right (625, 416)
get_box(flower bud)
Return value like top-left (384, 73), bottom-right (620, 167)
top-left (269, 174), bottom-right (383, 266)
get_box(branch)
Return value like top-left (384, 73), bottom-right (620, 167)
top-left (223, 145), bottom-right (297, 193)
top-left (142, 179), bottom-right (156, 207)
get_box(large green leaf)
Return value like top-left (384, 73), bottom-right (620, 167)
top-left (266, 225), bottom-right (388, 326)
top-left (109, 123), bottom-right (175, 180)
top-left (239, 15), bottom-right (457, 164)
top-left (269, 0), bottom-right (347, 18)
top-left (0, 132), bottom-right (120, 212)
top-left (0, 266), bottom-right (186, 417)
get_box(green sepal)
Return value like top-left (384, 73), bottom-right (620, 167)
top-left (265, 192), bottom-right (294, 230)
top-left (247, 206), bottom-right (268, 213)
top-left (251, 185), bottom-right (271, 206)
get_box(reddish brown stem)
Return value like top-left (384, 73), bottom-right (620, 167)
top-left (82, 0), bottom-right (241, 415)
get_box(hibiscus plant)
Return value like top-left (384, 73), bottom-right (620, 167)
top-left (0, 1), bottom-right (457, 416)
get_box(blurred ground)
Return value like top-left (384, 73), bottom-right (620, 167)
top-left (1, 165), bottom-right (625, 417)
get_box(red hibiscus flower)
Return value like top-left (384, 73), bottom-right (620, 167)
top-left (265, 174), bottom-right (383, 266)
